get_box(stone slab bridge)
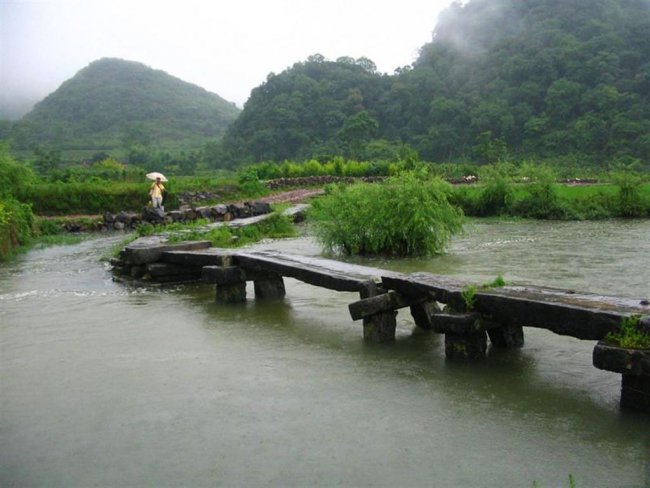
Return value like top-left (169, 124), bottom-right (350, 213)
top-left (112, 238), bottom-right (650, 413)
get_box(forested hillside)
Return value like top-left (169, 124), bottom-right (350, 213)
top-left (217, 0), bottom-right (650, 167)
top-left (7, 58), bottom-right (240, 151)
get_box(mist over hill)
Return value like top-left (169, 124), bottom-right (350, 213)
top-left (7, 58), bottom-right (240, 151)
top-left (216, 0), bottom-right (650, 167)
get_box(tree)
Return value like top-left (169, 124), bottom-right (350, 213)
top-left (338, 111), bottom-right (379, 159)
top-left (33, 148), bottom-right (63, 175)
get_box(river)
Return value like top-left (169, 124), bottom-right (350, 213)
top-left (1, 219), bottom-right (649, 487)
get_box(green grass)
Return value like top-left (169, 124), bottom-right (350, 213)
top-left (605, 316), bottom-right (650, 349)
top-left (461, 284), bottom-right (478, 311)
top-left (453, 181), bottom-right (650, 220)
top-left (102, 234), bottom-right (138, 261)
top-left (481, 275), bottom-right (506, 289)
top-left (165, 212), bottom-right (297, 248)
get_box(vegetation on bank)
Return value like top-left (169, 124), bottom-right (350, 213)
top-left (0, 197), bottom-right (34, 261)
top-left (450, 163), bottom-right (650, 220)
top-left (0, 146), bottom-right (35, 260)
top-left (2, 135), bottom-right (650, 263)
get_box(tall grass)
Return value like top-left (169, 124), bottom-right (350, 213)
top-left (310, 173), bottom-right (464, 256)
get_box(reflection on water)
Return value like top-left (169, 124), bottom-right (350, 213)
top-left (1, 223), bottom-right (650, 487)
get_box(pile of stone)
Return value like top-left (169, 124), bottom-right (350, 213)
top-left (177, 189), bottom-right (237, 207)
top-left (102, 201), bottom-right (272, 231)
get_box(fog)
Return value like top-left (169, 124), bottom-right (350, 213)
top-left (1, 0), bottom-right (457, 119)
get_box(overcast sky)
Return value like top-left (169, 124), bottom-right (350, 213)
top-left (1, 0), bottom-right (457, 117)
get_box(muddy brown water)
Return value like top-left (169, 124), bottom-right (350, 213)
top-left (1, 219), bottom-right (649, 487)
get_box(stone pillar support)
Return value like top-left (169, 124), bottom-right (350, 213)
top-left (409, 300), bottom-right (442, 330)
top-left (363, 310), bottom-right (398, 343)
top-left (216, 282), bottom-right (247, 303)
top-left (431, 312), bottom-right (489, 361)
top-left (593, 340), bottom-right (650, 413)
top-left (253, 274), bottom-right (286, 300)
top-left (203, 265), bottom-right (248, 304)
top-left (445, 330), bottom-right (488, 361)
top-left (358, 280), bottom-right (397, 343)
top-left (487, 323), bottom-right (525, 348)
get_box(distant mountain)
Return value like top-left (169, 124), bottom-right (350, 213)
top-left (9, 58), bottom-right (240, 151)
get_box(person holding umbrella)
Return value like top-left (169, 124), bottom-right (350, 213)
top-left (147, 172), bottom-right (167, 215)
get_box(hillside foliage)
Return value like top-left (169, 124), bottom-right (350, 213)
top-left (215, 0), bottom-right (650, 168)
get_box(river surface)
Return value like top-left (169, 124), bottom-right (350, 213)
top-left (1, 219), bottom-right (649, 487)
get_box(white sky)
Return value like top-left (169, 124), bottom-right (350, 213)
top-left (1, 0), bottom-right (456, 116)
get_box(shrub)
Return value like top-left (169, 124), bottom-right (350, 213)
top-left (0, 197), bottom-right (35, 261)
top-left (310, 173), bottom-right (464, 256)
top-left (0, 144), bottom-right (37, 198)
top-left (475, 164), bottom-right (515, 216)
top-left (611, 171), bottom-right (646, 217)
top-left (237, 168), bottom-right (268, 197)
top-left (511, 166), bottom-right (576, 219)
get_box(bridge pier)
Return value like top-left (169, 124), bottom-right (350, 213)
top-left (363, 311), bottom-right (398, 343)
top-left (216, 281), bottom-right (247, 303)
top-left (445, 330), bottom-right (488, 361)
top-left (356, 281), bottom-right (397, 343)
top-left (593, 340), bottom-right (650, 413)
top-left (487, 323), bottom-right (525, 348)
top-left (253, 274), bottom-right (286, 300)
top-left (409, 300), bottom-right (443, 330)
top-left (430, 312), bottom-right (488, 361)
top-left (204, 266), bottom-right (287, 302)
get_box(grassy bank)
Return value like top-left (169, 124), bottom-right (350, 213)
top-left (451, 181), bottom-right (650, 220)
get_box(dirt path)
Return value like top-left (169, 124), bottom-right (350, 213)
top-left (257, 188), bottom-right (324, 204)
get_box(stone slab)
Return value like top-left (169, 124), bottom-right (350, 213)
top-left (383, 273), bottom-right (650, 340)
top-left (348, 290), bottom-right (425, 320)
top-left (202, 266), bottom-right (246, 285)
top-left (146, 263), bottom-right (203, 278)
top-left (232, 251), bottom-right (404, 293)
top-left (161, 249), bottom-right (233, 267)
top-left (593, 341), bottom-right (650, 376)
top-left (429, 312), bottom-right (498, 334)
top-left (123, 238), bottom-right (211, 265)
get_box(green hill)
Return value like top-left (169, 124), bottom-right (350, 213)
top-left (217, 0), bottom-right (650, 167)
top-left (216, 55), bottom-right (390, 166)
top-left (9, 58), bottom-right (240, 151)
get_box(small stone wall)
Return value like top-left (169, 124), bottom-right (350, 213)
top-left (102, 201), bottom-right (272, 231)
